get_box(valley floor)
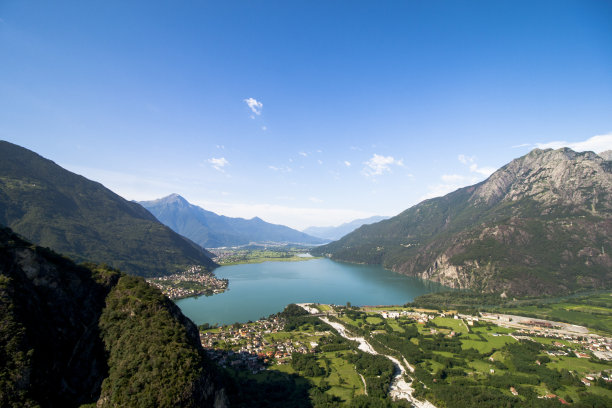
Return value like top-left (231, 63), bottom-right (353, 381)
top-left (200, 300), bottom-right (612, 407)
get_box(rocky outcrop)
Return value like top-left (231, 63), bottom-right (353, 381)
top-left (471, 148), bottom-right (612, 212)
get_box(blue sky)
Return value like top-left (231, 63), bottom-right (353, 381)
top-left (1, 1), bottom-right (611, 230)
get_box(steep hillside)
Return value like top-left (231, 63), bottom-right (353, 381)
top-left (0, 141), bottom-right (216, 277)
top-left (140, 194), bottom-right (328, 247)
top-left (313, 148), bottom-right (612, 296)
top-left (302, 215), bottom-right (389, 241)
top-left (0, 227), bottom-right (226, 407)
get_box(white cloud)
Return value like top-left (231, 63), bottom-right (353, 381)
top-left (536, 133), bottom-right (612, 153)
top-left (317, 159), bottom-right (323, 165)
top-left (268, 165), bottom-right (292, 173)
top-left (362, 154), bottom-right (404, 177)
top-left (344, 161), bottom-right (351, 167)
top-left (309, 197), bottom-right (323, 203)
top-left (458, 154), bottom-right (473, 165)
top-left (208, 157), bottom-right (229, 172)
top-left (261, 126), bottom-right (267, 131)
top-left (458, 154), bottom-right (495, 177)
top-left (441, 174), bottom-right (466, 183)
top-left (216, 144), bottom-right (225, 149)
top-left (511, 143), bottom-right (531, 148)
top-left (299, 151), bottom-right (308, 157)
top-left (244, 97), bottom-right (263, 116)
top-left (469, 163), bottom-right (496, 177)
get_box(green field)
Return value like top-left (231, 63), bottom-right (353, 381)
top-left (207, 302), bottom-right (612, 407)
top-left (500, 293), bottom-right (612, 335)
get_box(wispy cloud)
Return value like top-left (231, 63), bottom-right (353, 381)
top-left (362, 154), bottom-right (404, 177)
top-left (261, 126), bottom-right (267, 131)
top-left (421, 155), bottom-right (494, 201)
top-left (441, 174), bottom-right (467, 183)
top-left (299, 151), bottom-right (308, 157)
top-left (344, 161), bottom-right (351, 167)
top-left (511, 143), bottom-right (531, 148)
top-left (536, 133), bottom-right (612, 153)
top-left (458, 154), bottom-right (495, 177)
top-left (309, 197), bottom-right (323, 203)
top-left (244, 97), bottom-right (263, 116)
top-left (208, 157), bottom-right (229, 172)
top-left (421, 174), bottom-right (480, 201)
top-left (268, 165), bottom-right (292, 173)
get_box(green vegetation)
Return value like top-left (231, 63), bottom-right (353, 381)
top-left (313, 149), bottom-right (612, 296)
top-left (0, 141), bottom-right (217, 277)
top-left (203, 299), bottom-right (612, 407)
top-left (98, 275), bottom-right (221, 407)
top-left (0, 227), bottom-right (225, 407)
top-left (499, 293), bottom-right (612, 335)
top-left (212, 246), bottom-right (318, 265)
top-left (411, 291), bottom-right (612, 335)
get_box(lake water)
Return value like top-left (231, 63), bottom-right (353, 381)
top-left (176, 258), bottom-right (447, 326)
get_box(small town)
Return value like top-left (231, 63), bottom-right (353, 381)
top-left (200, 316), bottom-right (318, 373)
top-left (146, 265), bottom-right (228, 299)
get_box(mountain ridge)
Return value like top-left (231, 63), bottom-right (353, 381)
top-left (0, 141), bottom-right (216, 277)
top-left (312, 148), bottom-right (612, 296)
top-left (139, 194), bottom-right (328, 247)
top-left (303, 215), bottom-right (390, 241)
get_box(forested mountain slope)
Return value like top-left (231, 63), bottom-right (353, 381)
top-left (0, 227), bottom-right (227, 407)
top-left (313, 148), bottom-right (612, 296)
top-left (0, 141), bottom-right (216, 277)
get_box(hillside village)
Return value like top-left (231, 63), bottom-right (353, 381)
top-left (146, 265), bottom-right (228, 299)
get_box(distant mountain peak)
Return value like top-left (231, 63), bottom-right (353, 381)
top-left (139, 196), bottom-right (328, 247)
top-left (157, 193), bottom-right (189, 204)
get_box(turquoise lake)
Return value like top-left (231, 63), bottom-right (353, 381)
top-left (176, 258), bottom-right (446, 325)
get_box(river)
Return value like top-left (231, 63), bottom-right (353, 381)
top-left (176, 258), bottom-right (446, 326)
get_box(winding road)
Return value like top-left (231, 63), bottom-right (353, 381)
top-left (298, 304), bottom-right (436, 408)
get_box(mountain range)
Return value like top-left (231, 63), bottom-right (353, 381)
top-left (312, 148), bottom-right (612, 296)
top-left (0, 141), bottom-right (216, 277)
top-left (303, 216), bottom-right (390, 241)
top-left (139, 194), bottom-right (328, 247)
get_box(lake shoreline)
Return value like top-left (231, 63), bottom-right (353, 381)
top-left (176, 258), bottom-right (448, 326)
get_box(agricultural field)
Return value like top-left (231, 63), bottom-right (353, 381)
top-left (202, 302), bottom-right (612, 407)
top-left (499, 293), bottom-right (612, 335)
top-left (212, 246), bottom-right (319, 265)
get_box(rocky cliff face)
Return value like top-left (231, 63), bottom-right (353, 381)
top-left (471, 148), bottom-right (612, 212)
top-left (314, 148), bottom-right (612, 296)
top-left (0, 227), bottom-right (227, 407)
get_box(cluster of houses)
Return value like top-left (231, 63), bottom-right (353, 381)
top-left (200, 317), bottom-right (318, 373)
top-left (147, 265), bottom-right (228, 299)
top-left (377, 309), bottom-right (435, 324)
top-left (510, 327), bottom-right (612, 361)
